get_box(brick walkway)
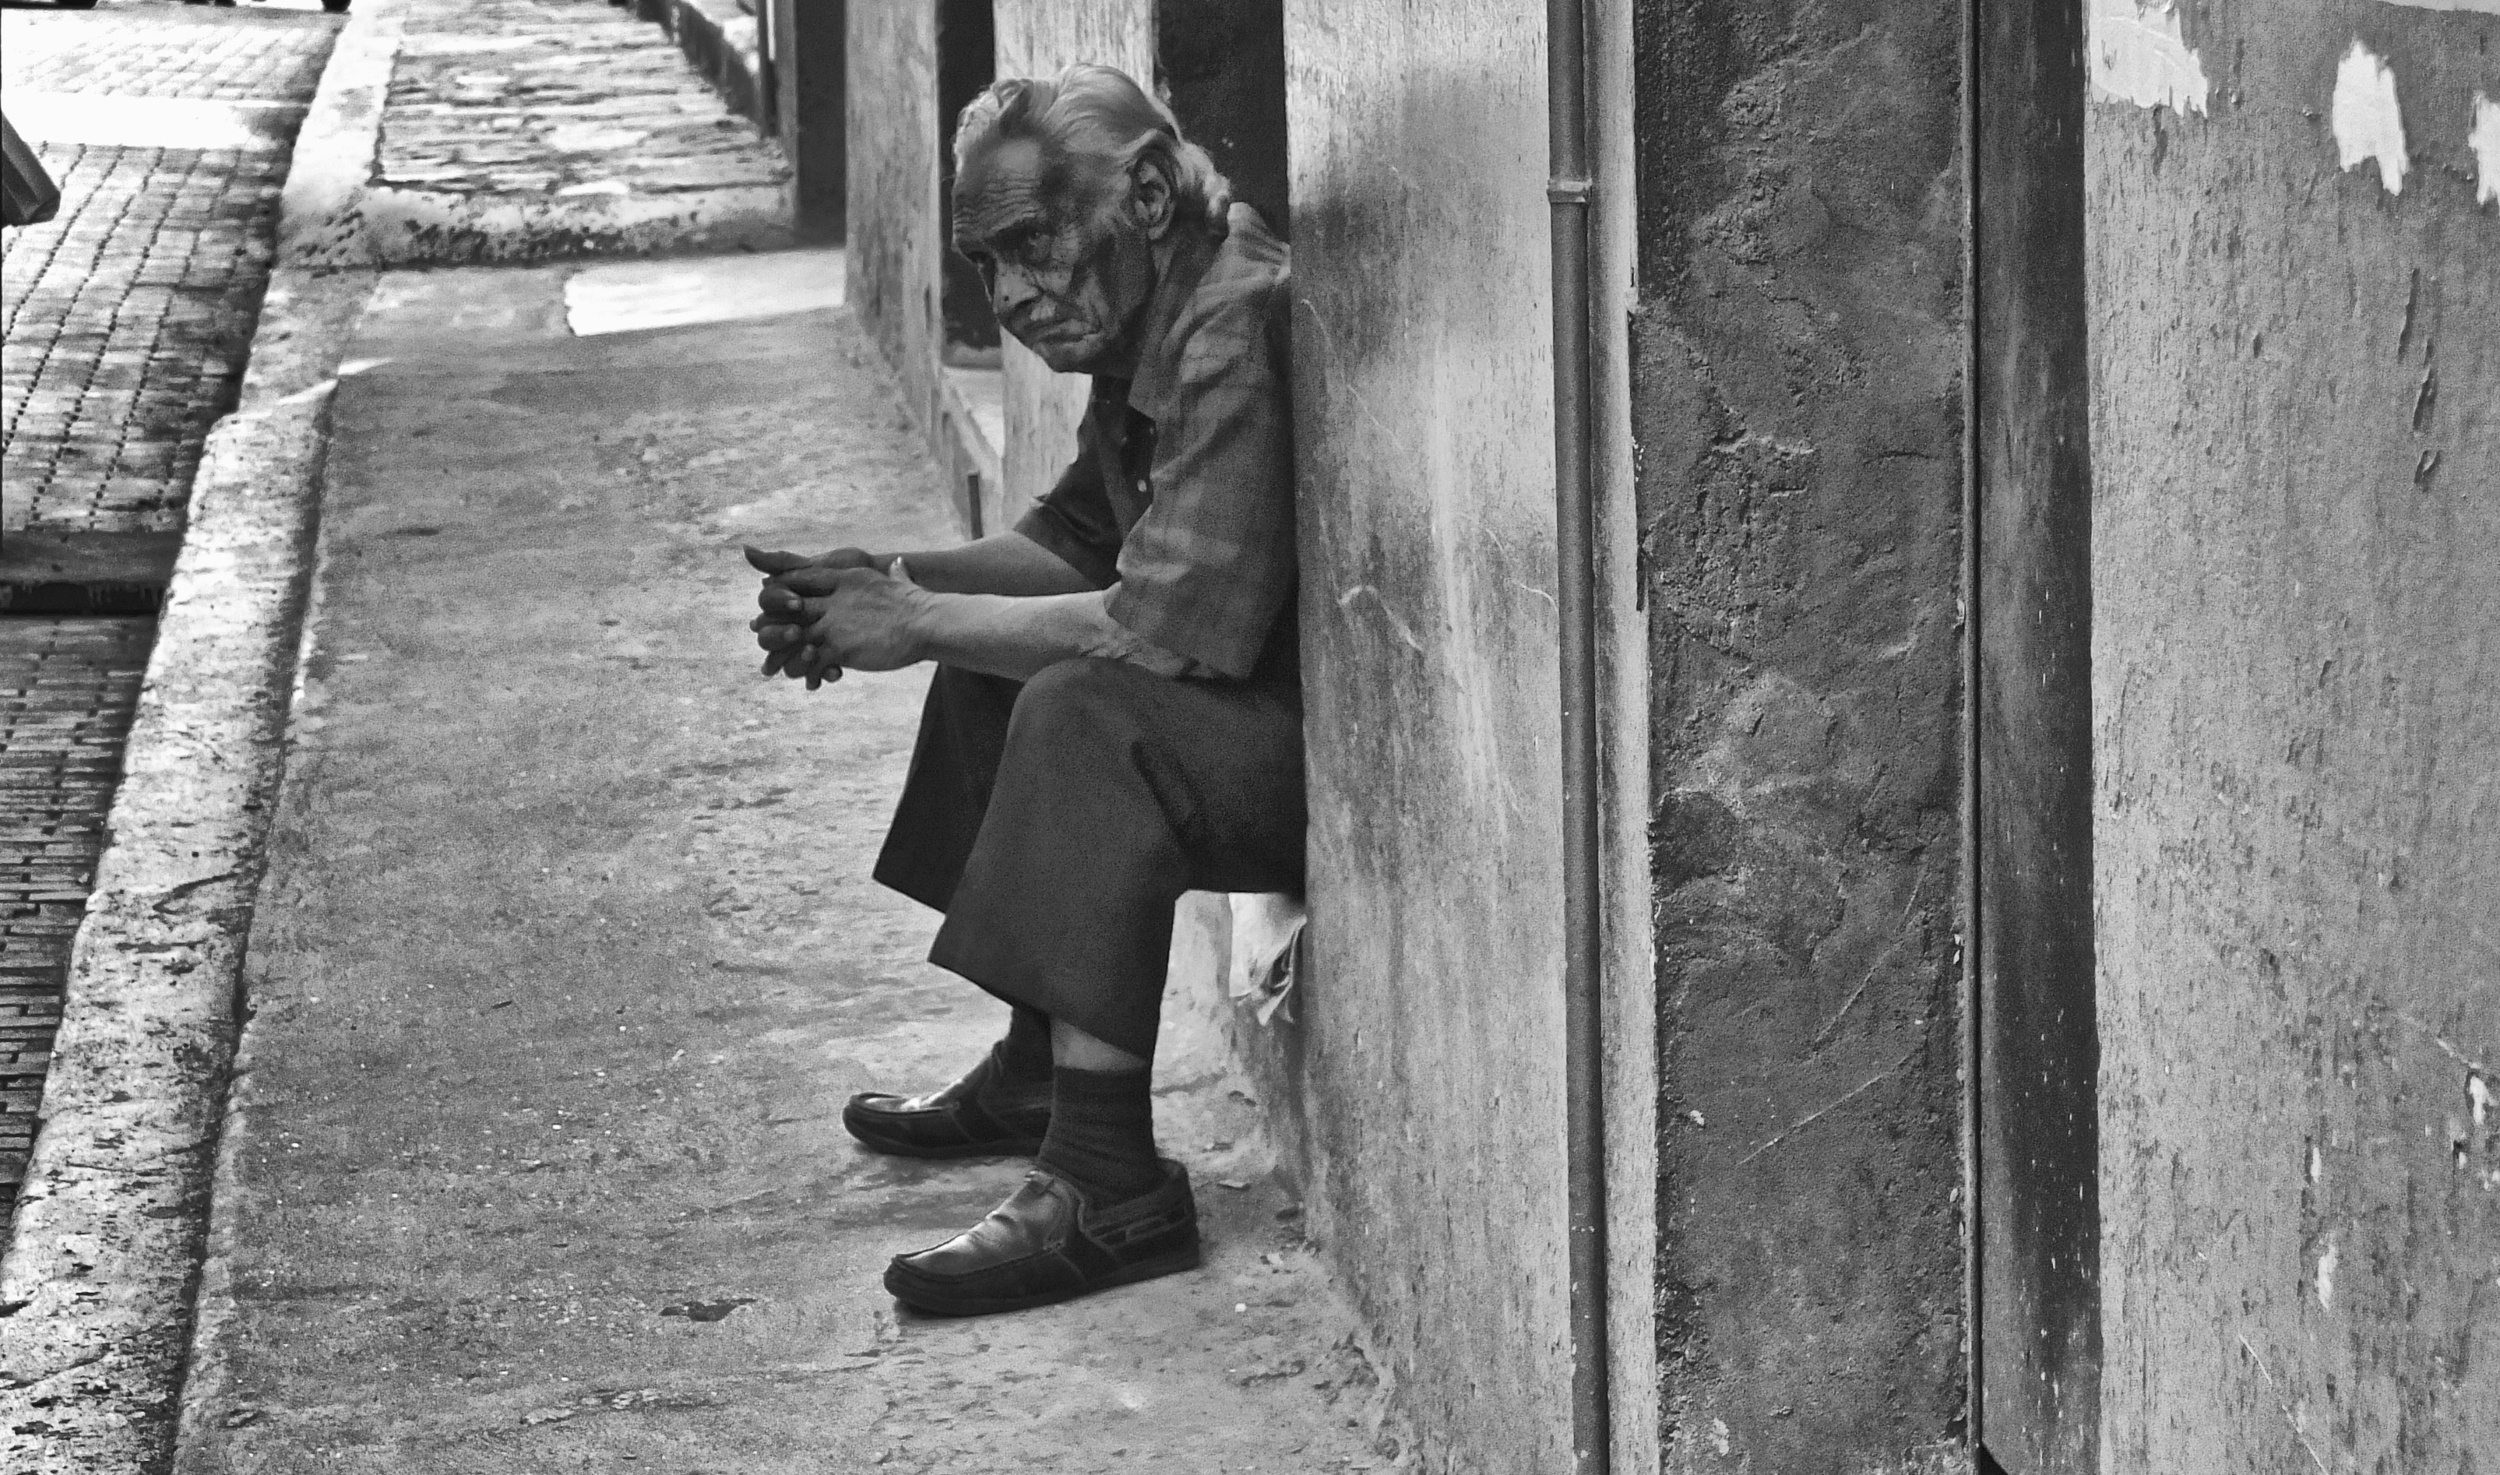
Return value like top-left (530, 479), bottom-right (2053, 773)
top-left (2, 4), bottom-right (337, 101)
top-left (383, 0), bottom-right (786, 199)
top-left (0, 0), bottom-right (342, 1204)
top-left (2, 2), bottom-right (341, 541)
top-left (0, 619), bottom-right (154, 1196)
top-left (2, 141), bottom-right (287, 537)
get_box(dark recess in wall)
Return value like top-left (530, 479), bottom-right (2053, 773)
top-left (938, 0), bottom-right (1000, 353)
top-left (1971, 0), bottom-right (2099, 1467)
top-left (1156, 0), bottom-right (1290, 239)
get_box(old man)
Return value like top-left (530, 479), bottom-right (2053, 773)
top-left (744, 64), bottom-right (1298, 1316)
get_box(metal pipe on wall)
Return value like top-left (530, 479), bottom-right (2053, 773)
top-left (1546, 0), bottom-right (1610, 1468)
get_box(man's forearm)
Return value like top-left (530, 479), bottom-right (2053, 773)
top-left (906, 587), bottom-right (1202, 682)
top-left (891, 531), bottom-right (1098, 596)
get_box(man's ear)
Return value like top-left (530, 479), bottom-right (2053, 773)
top-left (1129, 153), bottom-right (1176, 240)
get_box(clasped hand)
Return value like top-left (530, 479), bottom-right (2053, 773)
top-left (745, 546), bottom-right (926, 690)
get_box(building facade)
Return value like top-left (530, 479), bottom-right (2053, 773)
top-left (836, 0), bottom-right (2500, 1470)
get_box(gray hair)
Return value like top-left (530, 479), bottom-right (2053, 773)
top-left (953, 64), bottom-right (1233, 233)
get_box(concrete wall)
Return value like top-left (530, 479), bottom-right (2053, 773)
top-left (847, 0), bottom-right (941, 429)
top-left (847, 0), bottom-right (1004, 537)
top-left (2087, 3), bottom-right (2500, 1471)
top-left (1281, 5), bottom-right (1575, 1470)
top-left (1626, 0), bottom-right (1970, 1468)
top-left (993, 2), bottom-right (1152, 511)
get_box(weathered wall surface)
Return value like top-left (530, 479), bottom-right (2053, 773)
top-left (1627, 0), bottom-right (1970, 1468)
top-left (993, 2), bottom-right (1151, 510)
top-left (1281, 4), bottom-right (1574, 1470)
top-left (2087, 3), bottom-right (2500, 1471)
top-left (846, 0), bottom-right (941, 446)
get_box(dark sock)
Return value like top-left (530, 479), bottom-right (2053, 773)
top-left (995, 1006), bottom-right (1054, 1086)
top-left (1036, 1065), bottom-right (1162, 1202)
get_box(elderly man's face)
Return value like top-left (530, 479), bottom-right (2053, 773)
top-left (954, 137), bottom-right (1166, 373)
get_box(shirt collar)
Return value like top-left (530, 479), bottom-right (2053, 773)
top-left (1123, 219), bottom-right (1223, 423)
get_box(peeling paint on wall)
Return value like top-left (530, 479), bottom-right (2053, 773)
top-left (2089, 0), bottom-right (2211, 114)
top-left (2332, 40), bottom-right (2409, 194)
top-left (2472, 92), bottom-right (2499, 206)
top-left (2090, 1), bottom-right (2500, 1461)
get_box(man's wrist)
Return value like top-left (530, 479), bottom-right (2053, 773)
top-left (895, 580), bottom-right (944, 665)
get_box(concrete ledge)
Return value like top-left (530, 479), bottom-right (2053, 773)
top-left (0, 269), bottom-right (367, 1474)
top-left (283, 0), bottom-right (789, 271)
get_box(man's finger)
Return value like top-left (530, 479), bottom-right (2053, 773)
top-left (744, 546), bottom-right (813, 575)
top-left (759, 586), bottom-right (806, 618)
top-left (771, 566), bottom-right (857, 598)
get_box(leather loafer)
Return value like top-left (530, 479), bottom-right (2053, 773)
top-left (884, 1160), bottom-right (1201, 1316)
top-left (843, 1045), bottom-right (1052, 1159)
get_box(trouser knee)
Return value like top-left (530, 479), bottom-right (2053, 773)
top-left (1005, 658), bottom-right (1142, 752)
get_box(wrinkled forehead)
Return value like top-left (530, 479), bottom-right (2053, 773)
top-left (954, 135), bottom-right (1095, 244)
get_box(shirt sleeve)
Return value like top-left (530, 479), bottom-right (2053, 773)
top-left (1013, 401), bottom-right (1125, 589)
top-left (1104, 283), bottom-right (1296, 680)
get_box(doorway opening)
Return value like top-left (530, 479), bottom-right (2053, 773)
top-left (1153, 0), bottom-right (1289, 242)
top-left (937, 0), bottom-right (999, 366)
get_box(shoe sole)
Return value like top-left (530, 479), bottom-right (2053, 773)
top-left (883, 1244), bottom-right (1204, 1317)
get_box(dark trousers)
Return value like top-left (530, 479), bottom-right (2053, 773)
top-left (873, 658), bottom-right (1306, 1060)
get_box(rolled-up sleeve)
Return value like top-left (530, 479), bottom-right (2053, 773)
top-left (1106, 281), bottom-right (1295, 680)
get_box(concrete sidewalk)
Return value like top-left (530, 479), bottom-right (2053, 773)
top-left (168, 264), bottom-right (1402, 1473)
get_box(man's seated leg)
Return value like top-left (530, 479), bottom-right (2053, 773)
top-left (883, 658), bottom-right (1305, 1316)
top-left (846, 664), bottom-right (1056, 1158)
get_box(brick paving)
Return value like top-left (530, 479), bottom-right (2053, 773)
top-left (0, 618), bottom-right (154, 1202)
top-left (2, 141), bottom-right (289, 536)
top-left (2, 3), bottom-right (341, 540)
top-left (2, 4), bottom-right (338, 102)
top-left (382, 0), bottom-right (786, 198)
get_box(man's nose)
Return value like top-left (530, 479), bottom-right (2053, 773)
top-left (993, 263), bottom-right (1043, 319)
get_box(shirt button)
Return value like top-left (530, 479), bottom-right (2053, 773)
top-left (1135, 479), bottom-right (1151, 495)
